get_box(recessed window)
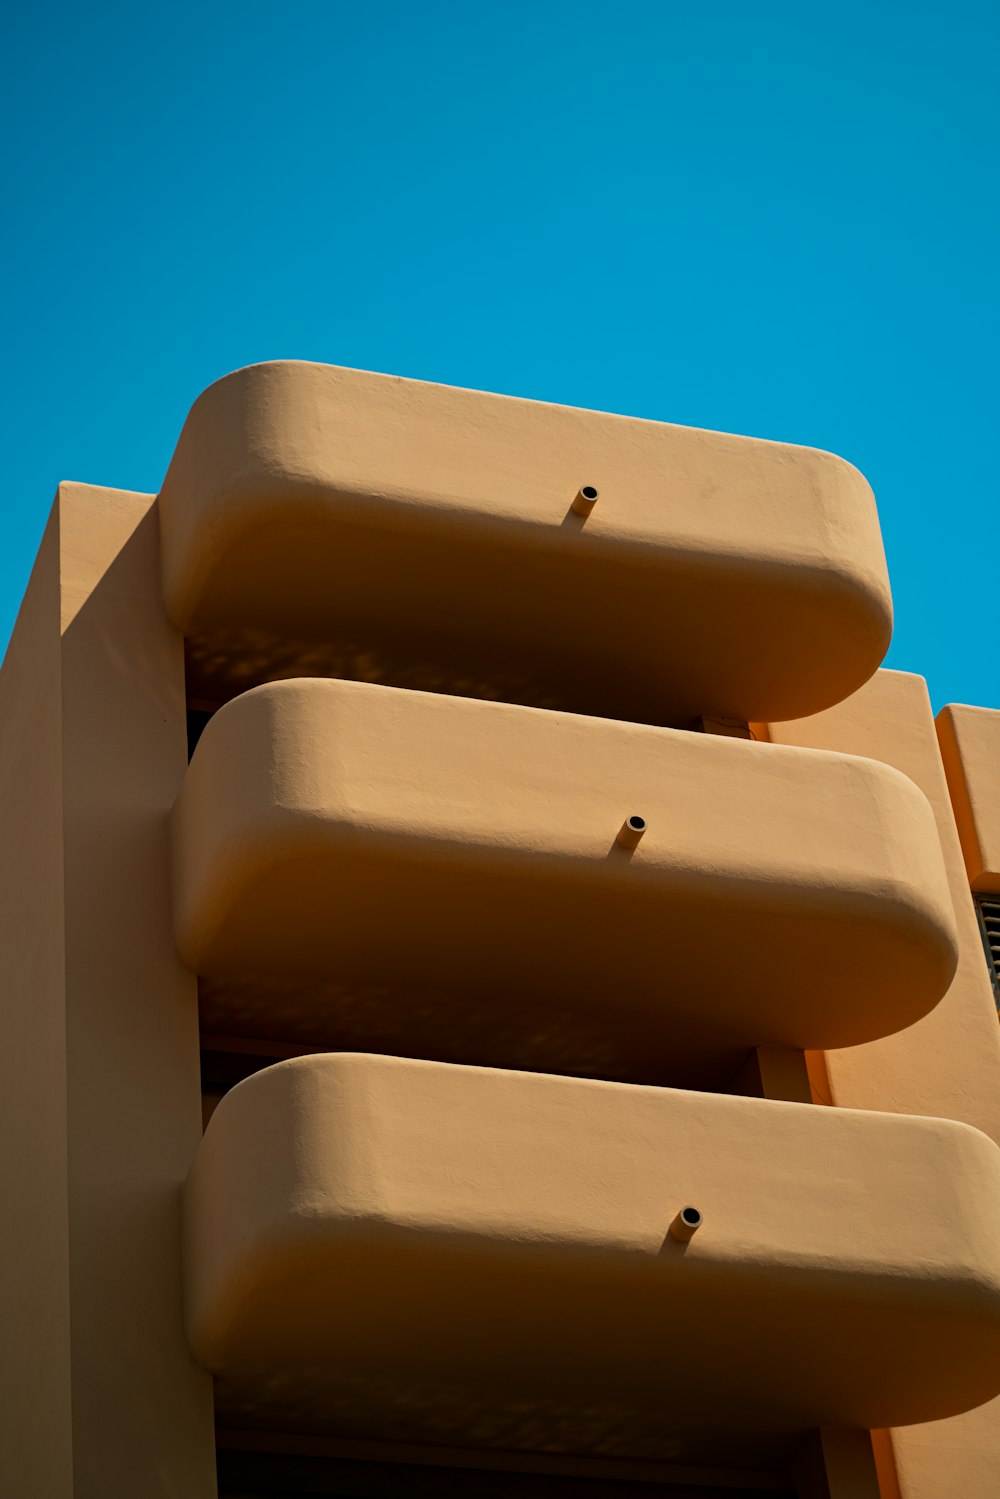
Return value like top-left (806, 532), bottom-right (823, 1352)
top-left (974, 895), bottom-right (1000, 1013)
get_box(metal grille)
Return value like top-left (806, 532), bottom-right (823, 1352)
top-left (974, 895), bottom-right (1000, 1013)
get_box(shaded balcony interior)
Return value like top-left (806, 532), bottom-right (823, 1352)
top-left (213, 1431), bottom-right (803, 1497)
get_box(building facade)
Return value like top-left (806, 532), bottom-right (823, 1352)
top-left (2, 361), bottom-right (1000, 1498)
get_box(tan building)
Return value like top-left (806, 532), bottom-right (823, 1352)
top-left (2, 361), bottom-right (1000, 1499)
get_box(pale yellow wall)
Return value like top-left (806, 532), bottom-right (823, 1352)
top-left (770, 668), bottom-right (1000, 1499)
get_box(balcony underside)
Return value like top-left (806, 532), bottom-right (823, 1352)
top-left (158, 361), bottom-right (892, 725)
top-left (184, 1054), bottom-right (1000, 1458)
top-left (172, 679), bottom-right (957, 1063)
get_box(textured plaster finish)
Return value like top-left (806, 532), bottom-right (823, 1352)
top-left (770, 671), bottom-right (1000, 1135)
top-left (173, 678), bottom-right (957, 1059)
top-left (770, 669), bottom-right (1000, 1499)
top-left (158, 361), bottom-right (892, 725)
top-left (5, 359), bottom-right (993, 1496)
top-left (936, 704), bottom-right (1000, 893)
top-left (0, 511), bottom-right (73, 1495)
top-left (184, 1053), bottom-right (1000, 1449)
top-left (0, 485), bottom-right (216, 1496)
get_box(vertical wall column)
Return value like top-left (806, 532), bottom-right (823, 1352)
top-left (770, 669), bottom-right (1000, 1499)
top-left (0, 484), bottom-right (217, 1498)
top-left (0, 511), bottom-right (74, 1495)
top-left (60, 482), bottom-right (217, 1496)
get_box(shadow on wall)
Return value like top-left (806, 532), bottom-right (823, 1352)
top-left (185, 625), bottom-right (575, 719)
top-left (198, 970), bottom-right (746, 1095)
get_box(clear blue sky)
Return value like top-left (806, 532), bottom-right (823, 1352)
top-left (4, 2), bottom-right (997, 710)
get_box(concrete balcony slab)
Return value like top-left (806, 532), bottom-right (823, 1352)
top-left (172, 679), bottom-right (958, 1061)
top-left (158, 361), bottom-right (892, 725)
top-left (184, 1054), bottom-right (1000, 1454)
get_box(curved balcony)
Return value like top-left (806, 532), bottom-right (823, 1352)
top-left (158, 360), bottom-right (891, 725)
top-left (184, 1054), bottom-right (1000, 1454)
top-left (171, 679), bottom-right (957, 1067)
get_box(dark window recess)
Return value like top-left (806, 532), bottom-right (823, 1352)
top-left (975, 895), bottom-right (1000, 1014)
top-left (200, 1047), bottom-right (290, 1093)
top-left (216, 1447), bottom-right (795, 1497)
top-left (187, 706), bottom-right (215, 760)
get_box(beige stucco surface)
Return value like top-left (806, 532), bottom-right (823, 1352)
top-left (158, 361), bottom-right (892, 726)
top-left (173, 678), bottom-right (956, 1068)
top-left (0, 484), bottom-right (217, 1497)
top-left (0, 511), bottom-right (73, 1495)
top-left (936, 704), bottom-right (1000, 893)
top-left (770, 671), bottom-right (1000, 1133)
top-left (4, 360), bottom-right (997, 1497)
top-left (769, 669), bottom-right (1000, 1499)
top-left (185, 1052), bottom-right (1000, 1452)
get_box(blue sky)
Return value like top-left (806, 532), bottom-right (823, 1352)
top-left (4, 1), bottom-right (997, 710)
